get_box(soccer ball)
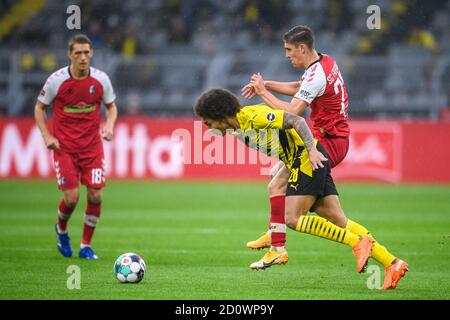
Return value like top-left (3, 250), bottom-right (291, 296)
top-left (114, 252), bottom-right (147, 283)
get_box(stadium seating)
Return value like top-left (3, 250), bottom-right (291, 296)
top-left (0, 0), bottom-right (448, 118)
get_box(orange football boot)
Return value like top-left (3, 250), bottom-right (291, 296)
top-left (246, 232), bottom-right (271, 250)
top-left (380, 259), bottom-right (409, 290)
top-left (352, 236), bottom-right (375, 273)
top-left (249, 249), bottom-right (288, 270)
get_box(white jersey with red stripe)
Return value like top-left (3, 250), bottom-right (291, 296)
top-left (294, 53), bottom-right (350, 138)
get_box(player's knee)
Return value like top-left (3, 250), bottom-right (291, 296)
top-left (285, 214), bottom-right (306, 230)
top-left (87, 189), bottom-right (102, 205)
top-left (285, 214), bottom-right (298, 230)
top-left (328, 215), bottom-right (347, 228)
top-left (285, 204), bottom-right (312, 229)
top-left (268, 178), bottom-right (286, 196)
top-left (319, 207), bottom-right (347, 228)
top-left (63, 191), bottom-right (79, 208)
top-left (284, 210), bottom-right (308, 230)
top-left (269, 165), bottom-right (280, 178)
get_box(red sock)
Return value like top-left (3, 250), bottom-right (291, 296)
top-left (269, 195), bottom-right (286, 247)
top-left (57, 200), bottom-right (75, 232)
top-left (81, 202), bottom-right (101, 246)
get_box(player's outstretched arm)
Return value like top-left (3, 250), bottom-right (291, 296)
top-left (263, 80), bottom-right (300, 96)
top-left (34, 101), bottom-right (59, 149)
top-left (102, 102), bottom-right (118, 141)
top-left (282, 112), bottom-right (327, 170)
top-left (251, 73), bottom-right (308, 115)
top-left (241, 79), bottom-right (300, 99)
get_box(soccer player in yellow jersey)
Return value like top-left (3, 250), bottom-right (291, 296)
top-left (194, 89), bottom-right (408, 290)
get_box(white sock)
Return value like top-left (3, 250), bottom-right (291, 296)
top-left (56, 225), bottom-right (67, 234)
top-left (270, 246), bottom-right (285, 252)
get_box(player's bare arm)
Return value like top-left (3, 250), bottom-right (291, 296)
top-left (251, 73), bottom-right (309, 115)
top-left (264, 80), bottom-right (301, 96)
top-left (282, 112), bottom-right (327, 170)
top-left (241, 79), bottom-right (300, 99)
top-left (34, 100), bottom-right (60, 149)
top-left (102, 102), bottom-right (118, 141)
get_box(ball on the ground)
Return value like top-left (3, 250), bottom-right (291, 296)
top-left (114, 252), bottom-right (146, 283)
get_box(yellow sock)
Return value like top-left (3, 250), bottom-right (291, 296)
top-left (346, 219), bottom-right (372, 238)
top-left (371, 243), bottom-right (396, 267)
top-left (345, 219), bottom-right (395, 267)
top-left (296, 215), bottom-right (359, 247)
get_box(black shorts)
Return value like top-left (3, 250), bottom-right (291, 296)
top-left (286, 143), bottom-right (339, 198)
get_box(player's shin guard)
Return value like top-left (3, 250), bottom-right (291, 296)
top-left (295, 215), bottom-right (359, 246)
top-left (57, 200), bottom-right (75, 233)
top-left (269, 195), bottom-right (286, 250)
top-left (81, 202), bottom-right (101, 246)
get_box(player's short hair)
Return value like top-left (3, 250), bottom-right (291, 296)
top-left (194, 89), bottom-right (241, 120)
top-left (283, 25), bottom-right (315, 49)
top-left (68, 34), bottom-right (93, 52)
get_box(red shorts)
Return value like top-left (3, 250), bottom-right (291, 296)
top-left (317, 135), bottom-right (349, 168)
top-left (52, 148), bottom-right (105, 190)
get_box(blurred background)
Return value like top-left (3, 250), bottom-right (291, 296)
top-left (1, 0), bottom-right (450, 183)
top-left (0, 0), bottom-right (449, 119)
top-left (1, 1), bottom-right (449, 301)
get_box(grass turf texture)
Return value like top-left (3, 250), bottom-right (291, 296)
top-left (0, 180), bottom-right (449, 300)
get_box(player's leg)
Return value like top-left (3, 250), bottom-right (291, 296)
top-left (267, 164), bottom-right (290, 252)
top-left (251, 143), bottom-right (372, 272)
top-left (286, 195), bottom-right (375, 273)
top-left (313, 195), bottom-right (373, 237)
top-left (58, 188), bottom-right (79, 233)
top-left (310, 195), bottom-right (347, 227)
top-left (79, 187), bottom-right (102, 259)
top-left (249, 194), bottom-right (317, 270)
top-left (313, 195), bottom-right (397, 267)
top-left (53, 150), bottom-right (80, 257)
top-left (246, 161), bottom-right (289, 250)
top-left (78, 151), bottom-right (105, 259)
top-left (299, 178), bottom-right (408, 287)
top-left (314, 195), bottom-right (391, 264)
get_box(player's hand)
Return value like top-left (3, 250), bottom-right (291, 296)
top-left (44, 135), bottom-right (60, 150)
top-left (241, 83), bottom-right (256, 100)
top-left (102, 126), bottom-right (114, 141)
top-left (250, 73), bottom-right (266, 95)
top-left (308, 148), bottom-right (328, 170)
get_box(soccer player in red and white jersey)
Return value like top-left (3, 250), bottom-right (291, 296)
top-left (34, 34), bottom-right (118, 260)
top-left (241, 26), bottom-right (381, 271)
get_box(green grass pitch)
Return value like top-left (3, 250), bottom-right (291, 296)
top-left (0, 180), bottom-right (449, 300)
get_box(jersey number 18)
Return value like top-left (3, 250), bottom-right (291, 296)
top-left (91, 168), bottom-right (103, 184)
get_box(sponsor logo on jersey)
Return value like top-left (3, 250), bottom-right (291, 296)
top-left (266, 113), bottom-right (276, 121)
top-left (299, 89), bottom-right (312, 99)
top-left (64, 104), bottom-right (96, 113)
top-left (40, 89), bottom-right (46, 96)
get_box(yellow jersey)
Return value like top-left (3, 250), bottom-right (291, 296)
top-left (234, 104), bottom-right (317, 176)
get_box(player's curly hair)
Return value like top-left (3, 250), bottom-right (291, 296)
top-left (194, 89), bottom-right (241, 120)
top-left (283, 25), bottom-right (315, 49)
